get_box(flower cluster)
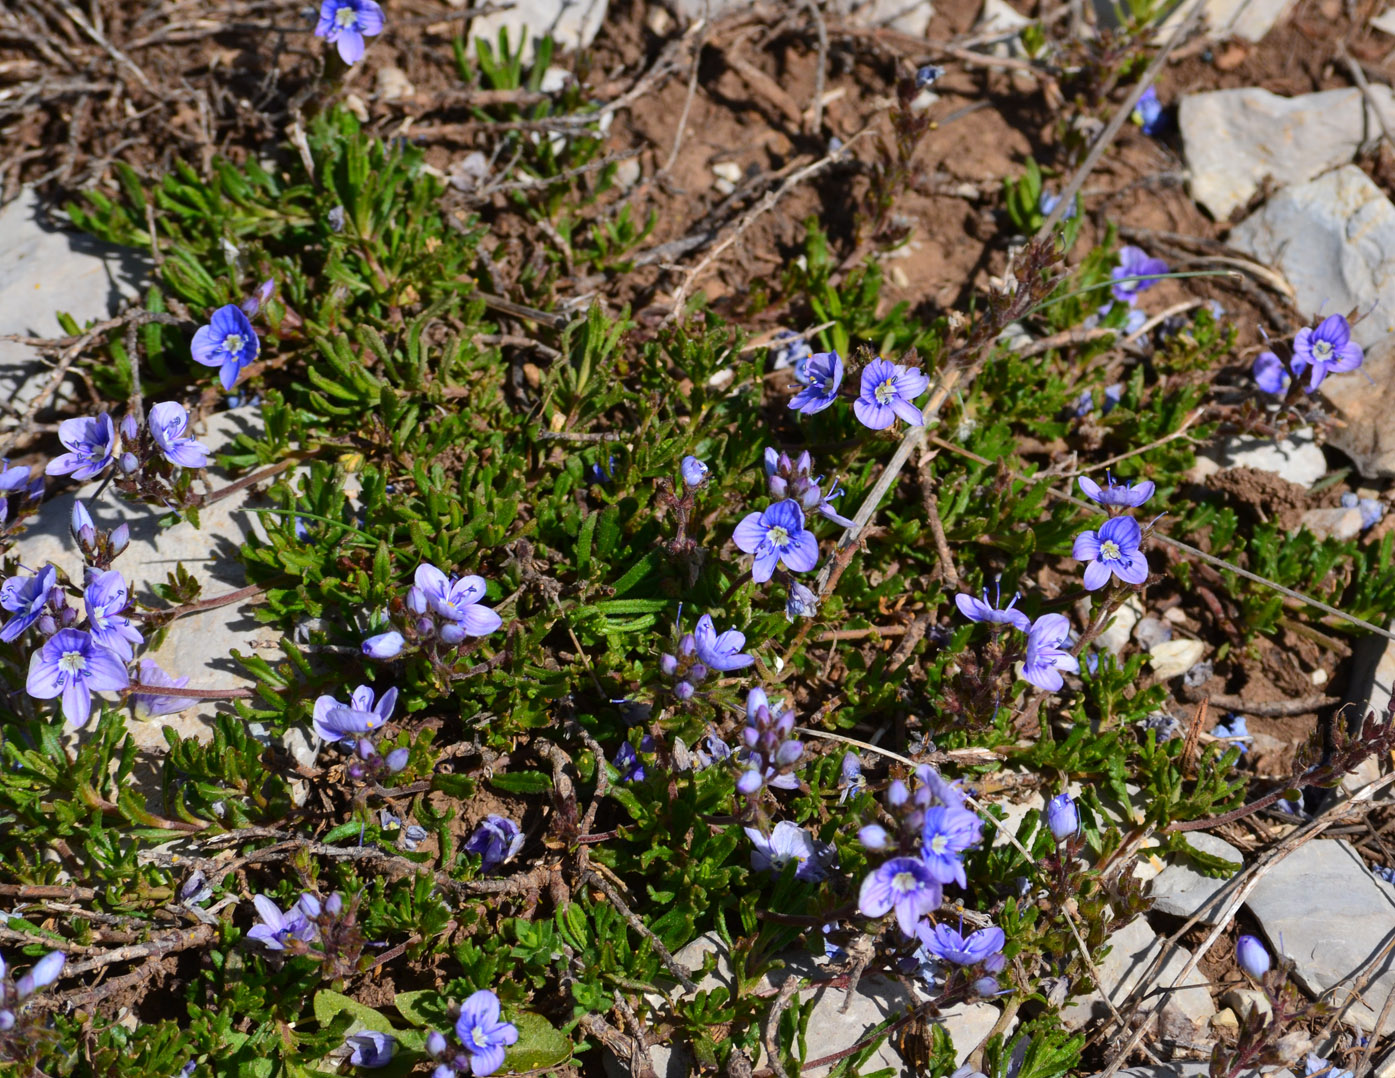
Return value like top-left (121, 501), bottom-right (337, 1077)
top-left (1072, 472), bottom-right (1154, 592)
top-left (426, 989), bottom-right (518, 1078)
top-left (764, 448), bottom-right (854, 528)
top-left (1254, 313), bottom-right (1364, 395)
top-left (464, 815), bottom-right (525, 872)
top-left (746, 821), bottom-right (834, 881)
top-left (955, 583), bottom-right (1079, 693)
top-left (736, 688), bottom-right (804, 796)
top-left (786, 348), bottom-right (930, 431)
top-left (657, 613), bottom-right (753, 701)
top-left (247, 890), bottom-right (370, 978)
top-left (0, 950), bottom-right (64, 1043)
top-left (361, 561), bottom-right (503, 660)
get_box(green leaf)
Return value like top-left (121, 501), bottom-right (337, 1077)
top-left (313, 990), bottom-right (395, 1034)
top-left (490, 770), bottom-right (552, 795)
top-left (506, 1012), bottom-right (572, 1070)
top-left (393, 990), bottom-right (452, 1030)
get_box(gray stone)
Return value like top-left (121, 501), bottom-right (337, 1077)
top-left (1375, 4), bottom-right (1395, 34)
top-left (1246, 839), bottom-right (1395, 1033)
top-left (1148, 638), bottom-right (1207, 681)
top-left (1301, 507), bottom-right (1366, 541)
top-left (1154, 0), bottom-right (1296, 41)
top-left (1181, 88), bottom-right (1393, 219)
top-left (283, 726), bottom-right (319, 771)
top-left (1062, 915), bottom-right (1215, 1038)
top-left (465, 0), bottom-right (608, 63)
top-left (13, 407), bottom-right (272, 755)
top-left (1194, 427), bottom-right (1329, 488)
top-left (1222, 987), bottom-right (1273, 1023)
top-left (1148, 832), bottom-right (1244, 924)
top-left (1230, 166), bottom-right (1395, 352)
top-left (1345, 620), bottom-right (1395, 742)
top-left (1321, 337), bottom-right (1395, 479)
top-left (614, 932), bottom-right (999, 1077)
top-left (1135, 617), bottom-right (1173, 650)
top-left (0, 188), bottom-right (147, 406)
top-left (670, 0), bottom-right (933, 34)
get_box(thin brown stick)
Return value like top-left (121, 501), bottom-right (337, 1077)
top-left (58, 925), bottom-right (215, 977)
top-left (916, 452), bottom-right (958, 588)
top-left (582, 868), bottom-right (697, 992)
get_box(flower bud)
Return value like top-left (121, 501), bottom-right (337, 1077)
top-left (110, 522), bottom-right (130, 556)
top-left (415, 616), bottom-right (434, 637)
top-left (1045, 793), bottom-right (1080, 841)
top-left (658, 653), bottom-right (678, 677)
top-left (36, 613), bottom-right (56, 636)
top-left (674, 680), bottom-right (694, 701)
top-left (120, 452), bottom-right (139, 475)
top-left (426, 1031), bottom-right (447, 1057)
top-left (120, 414), bottom-right (139, 441)
top-left (70, 500), bottom-right (93, 541)
top-left (362, 631), bottom-right (405, 660)
top-left (680, 455), bottom-right (709, 488)
top-left (324, 893), bottom-right (343, 916)
top-left (1236, 935), bottom-right (1270, 979)
top-left (736, 768), bottom-right (763, 795)
top-left (888, 780), bottom-right (909, 807)
top-left (785, 582), bottom-right (818, 621)
top-left (0, 1010), bottom-right (13, 1032)
top-left (406, 586), bottom-right (427, 615)
top-left (687, 662), bottom-right (708, 684)
top-left (439, 621), bottom-right (467, 645)
top-left (858, 824), bottom-right (889, 849)
top-left (385, 747), bottom-right (410, 773)
top-left (973, 976), bottom-right (999, 997)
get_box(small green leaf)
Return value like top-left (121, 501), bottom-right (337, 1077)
top-left (505, 1012), bottom-right (572, 1070)
top-left (313, 990), bottom-right (394, 1034)
top-left (490, 770), bottom-right (552, 795)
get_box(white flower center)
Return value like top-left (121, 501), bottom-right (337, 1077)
top-left (930, 834), bottom-right (949, 855)
top-left (1312, 339), bottom-right (1333, 360)
top-left (59, 650), bottom-right (86, 676)
top-left (767, 525), bottom-right (789, 547)
top-left (335, 6), bottom-right (358, 27)
top-left (1100, 540), bottom-right (1121, 561)
top-left (892, 870), bottom-right (918, 894)
top-left (874, 378), bottom-right (897, 405)
top-left (222, 333), bottom-right (246, 357)
top-left (469, 1027), bottom-right (488, 1049)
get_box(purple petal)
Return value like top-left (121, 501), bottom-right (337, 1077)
top-left (337, 29), bottom-right (365, 62)
top-left (1078, 476), bottom-right (1103, 502)
top-left (732, 512), bottom-right (767, 554)
top-left (752, 546), bottom-right (781, 583)
top-left (1071, 530), bottom-right (1101, 560)
top-left (853, 399), bottom-right (894, 430)
top-left (461, 604), bottom-right (502, 636)
top-left (890, 397), bottom-right (925, 426)
top-left (61, 679), bottom-right (93, 728)
top-left (1116, 551), bottom-right (1150, 585)
top-left (1082, 560), bottom-right (1111, 591)
top-left (190, 325), bottom-right (221, 367)
top-left (781, 530), bottom-right (819, 573)
top-left (25, 650), bottom-right (63, 698)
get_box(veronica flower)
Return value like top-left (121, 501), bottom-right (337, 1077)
top-left (788, 352), bottom-right (844, 415)
top-left (1292, 314), bottom-right (1364, 391)
top-left (955, 586), bottom-right (1031, 632)
top-left (732, 499), bottom-right (818, 583)
top-left (1078, 474), bottom-right (1155, 509)
top-left (1045, 793), bottom-right (1079, 840)
top-left (464, 815), bottom-right (525, 872)
top-left (915, 64), bottom-right (945, 88)
top-left (414, 563), bottom-right (502, 641)
top-left (1021, 613), bottom-right (1079, 692)
top-left (453, 990), bottom-right (518, 1078)
top-left (1038, 190), bottom-right (1076, 220)
top-left (1236, 934), bottom-right (1269, 979)
top-left (786, 582), bottom-right (819, 621)
top-left (859, 857), bottom-right (943, 937)
top-left (247, 893), bottom-right (319, 950)
top-left (0, 460), bottom-right (32, 493)
top-left (46, 413), bottom-right (117, 479)
top-left (1306, 1055), bottom-right (1354, 1078)
top-left (693, 613), bottom-right (753, 671)
top-left (148, 401), bottom-right (210, 469)
top-left (746, 821), bottom-right (834, 881)
top-left (241, 278), bottom-right (276, 318)
top-left (920, 804), bottom-right (983, 887)
top-left (694, 730), bottom-right (731, 770)
top-left (314, 0), bottom-right (385, 64)
top-left (0, 564), bottom-right (56, 642)
top-left (131, 660), bottom-right (198, 718)
top-left (312, 684), bottom-right (397, 744)
top-left (839, 752), bottom-right (864, 803)
top-left (26, 628), bottom-right (129, 728)
top-left (1073, 515), bottom-right (1149, 590)
top-left (1110, 247), bottom-right (1168, 304)
top-left (84, 569), bottom-right (143, 661)
top-left (854, 358), bottom-right (929, 429)
top-left (737, 687), bottom-right (803, 794)
top-left (1131, 85), bottom-right (1166, 136)
top-left (346, 1031), bottom-right (397, 1068)
top-left (613, 740), bottom-right (646, 783)
top-left (191, 305), bottom-right (260, 390)
top-left (680, 455), bottom-right (709, 488)
top-left (361, 631), bottom-right (405, 660)
top-left (919, 921), bottom-right (1006, 966)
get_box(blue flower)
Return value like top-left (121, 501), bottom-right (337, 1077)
top-left (858, 857), bottom-right (942, 938)
top-left (1341, 492), bottom-right (1385, 530)
top-left (312, 684), bottom-right (397, 744)
top-left (314, 0), bottom-right (385, 64)
top-left (464, 815), bottom-right (524, 872)
top-left (1306, 1056), bottom-right (1354, 1078)
top-left (84, 569), bottom-right (143, 662)
top-left (1292, 314), bottom-right (1364, 392)
top-left (132, 660), bottom-right (198, 718)
top-left (1131, 85), bottom-right (1166, 136)
top-left (786, 582), bottom-right (819, 621)
top-left (46, 414), bottom-right (117, 480)
top-left (1110, 247), bottom-right (1168, 304)
top-left (854, 357), bottom-right (929, 429)
top-left (693, 613), bottom-right (754, 671)
top-left (955, 586), bottom-right (1031, 633)
top-left (1078, 473), bottom-right (1155, 509)
top-left (745, 821), bottom-right (833, 881)
top-left (191, 305), bottom-right (260, 390)
top-left (788, 352), bottom-right (844, 415)
top-left (362, 631), bottom-right (405, 660)
top-left (26, 628), bottom-right (129, 728)
top-left (1038, 190), bottom-right (1076, 220)
top-left (247, 893), bottom-right (319, 951)
top-left (920, 804), bottom-right (982, 887)
top-left (613, 740), bottom-right (646, 783)
top-left (346, 1031), bottom-right (397, 1068)
top-left (452, 990), bottom-right (518, 1078)
top-left (772, 330), bottom-right (813, 375)
top-left (0, 564), bottom-right (56, 642)
top-left (148, 401), bottom-right (210, 469)
top-left (1236, 934), bottom-right (1269, 978)
top-left (915, 64), bottom-right (945, 88)
top-left (414, 563), bottom-right (502, 641)
top-left (1073, 515), bottom-right (1149, 590)
top-left (1046, 792), bottom-right (1079, 840)
top-left (732, 499), bottom-right (818, 583)
top-left (736, 687), bottom-right (803, 794)
top-left (680, 455), bottom-right (709, 488)
top-left (918, 921), bottom-right (1005, 966)
top-left (1022, 613), bottom-right (1079, 692)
